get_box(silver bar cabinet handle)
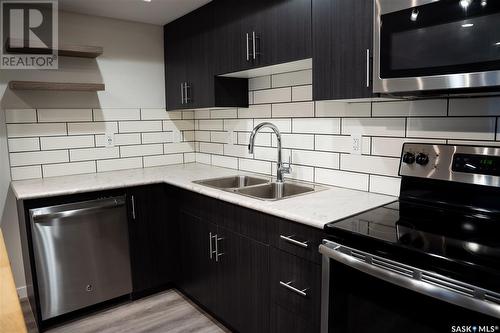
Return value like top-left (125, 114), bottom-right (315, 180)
top-left (366, 49), bottom-right (370, 88)
top-left (131, 195), bottom-right (136, 220)
top-left (180, 82), bottom-right (184, 104)
top-left (280, 235), bottom-right (308, 248)
top-left (280, 280), bottom-right (308, 297)
top-left (209, 232), bottom-right (214, 259)
top-left (215, 236), bottom-right (224, 262)
top-left (246, 33), bottom-right (250, 61)
top-left (184, 83), bottom-right (190, 103)
top-left (253, 31), bottom-right (257, 60)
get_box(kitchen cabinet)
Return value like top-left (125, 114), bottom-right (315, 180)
top-left (214, 0), bottom-right (312, 75)
top-left (127, 185), bottom-right (179, 297)
top-left (164, 3), bottom-right (248, 111)
top-left (313, 0), bottom-right (374, 100)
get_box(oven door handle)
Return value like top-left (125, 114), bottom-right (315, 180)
top-left (319, 242), bottom-right (500, 320)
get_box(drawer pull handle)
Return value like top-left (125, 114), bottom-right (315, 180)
top-left (280, 235), bottom-right (309, 248)
top-left (280, 280), bottom-right (308, 297)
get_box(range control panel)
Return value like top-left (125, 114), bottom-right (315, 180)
top-left (399, 143), bottom-right (500, 187)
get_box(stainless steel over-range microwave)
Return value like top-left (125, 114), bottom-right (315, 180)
top-left (373, 0), bottom-right (500, 95)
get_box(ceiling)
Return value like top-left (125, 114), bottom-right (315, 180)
top-left (60, 0), bottom-right (213, 25)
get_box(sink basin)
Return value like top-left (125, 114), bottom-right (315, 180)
top-left (235, 182), bottom-right (318, 201)
top-left (194, 175), bottom-right (269, 189)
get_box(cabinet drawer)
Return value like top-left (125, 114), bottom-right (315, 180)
top-left (270, 249), bottom-right (321, 325)
top-left (275, 219), bottom-right (325, 263)
top-left (272, 304), bottom-right (319, 333)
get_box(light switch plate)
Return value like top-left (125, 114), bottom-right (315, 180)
top-left (104, 132), bottom-right (115, 148)
top-left (351, 134), bottom-right (363, 155)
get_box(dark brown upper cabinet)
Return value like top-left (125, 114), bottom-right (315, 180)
top-left (164, 3), bottom-right (248, 111)
top-left (214, 0), bottom-right (312, 75)
top-left (313, 0), bottom-right (374, 100)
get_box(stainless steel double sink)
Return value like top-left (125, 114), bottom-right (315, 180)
top-left (193, 175), bottom-right (324, 201)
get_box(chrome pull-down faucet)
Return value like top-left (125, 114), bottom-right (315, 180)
top-left (248, 122), bottom-right (291, 183)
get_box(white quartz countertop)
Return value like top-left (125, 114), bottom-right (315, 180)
top-left (10, 163), bottom-right (397, 229)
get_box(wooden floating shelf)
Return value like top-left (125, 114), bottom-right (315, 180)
top-left (9, 81), bottom-right (105, 92)
top-left (6, 39), bottom-right (103, 58)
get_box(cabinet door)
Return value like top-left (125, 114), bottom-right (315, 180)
top-left (178, 211), bottom-right (218, 312)
top-left (271, 0), bottom-right (312, 65)
top-left (127, 185), bottom-right (177, 295)
top-left (165, 19), bottom-right (188, 111)
top-left (313, 0), bottom-right (373, 100)
top-left (216, 226), bottom-right (270, 333)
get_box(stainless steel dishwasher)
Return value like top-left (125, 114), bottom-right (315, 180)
top-left (29, 196), bottom-right (133, 320)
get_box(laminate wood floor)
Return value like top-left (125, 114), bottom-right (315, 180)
top-left (21, 289), bottom-right (230, 333)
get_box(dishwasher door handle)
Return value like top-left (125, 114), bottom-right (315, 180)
top-left (31, 197), bottom-right (126, 222)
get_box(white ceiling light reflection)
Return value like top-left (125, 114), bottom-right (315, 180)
top-left (460, 0), bottom-right (472, 9)
top-left (461, 23), bottom-right (474, 28)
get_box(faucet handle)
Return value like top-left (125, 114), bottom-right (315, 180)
top-left (282, 155), bottom-right (292, 174)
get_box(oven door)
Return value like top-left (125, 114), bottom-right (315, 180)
top-left (319, 240), bottom-right (500, 333)
top-left (374, 0), bottom-right (500, 94)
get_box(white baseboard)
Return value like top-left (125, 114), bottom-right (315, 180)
top-left (17, 286), bottom-right (27, 299)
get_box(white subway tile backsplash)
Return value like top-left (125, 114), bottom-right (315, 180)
top-left (195, 131), bottom-right (211, 142)
top-left (68, 122), bottom-right (117, 135)
top-left (195, 153), bottom-right (211, 164)
top-left (238, 132), bottom-right (271, 146)
top-left (253, 146), bottom-right (291, 162)
top-left (315, 168), bottom-right (369, 191)
top-left (372, 100), bottom-right (447, 117)
top-left (195, 109), bottom-right (211, 119)
top-left (273, 133), bottom-right (314, 150)
top-left (93, 108), bottom-right (140, 121)
top-left (199, 142), bottom-right (224, 155)
top-left (199, 119), bottom-right (224, 131)
top-left (182, 111), bottom-right (195, 120)
top-left (6, 109), bottom-right (36, 123)
top-left (315, 135), bottom-right (371, 154)
top-left (41, 135), bottom-right (94, 150)
top-left (254, 119), bottom-right (292, 133)
top-left (292, 118), bottom-right (340, 134)
top-left (164, 142), bottom-right (195, 154)
top-left (316, 101), bottom-right (371, 118)
top-left (95, 133), bottom-right (141, 147)
top-left (43, 161), bottom-right (96, 178)
top-left (224, 119), bottom-right (254, 131)
top-left (10, 150), bottom-right (69, 167)
top-left (254, 87), bottom-right (291, 104)
top-left (211, 108), bottom-right (237, 119)
top-left (184, 152), bottom-right (196, 163)
top-left (292, 150), bottom-right (339, 169)
top-left (239, 158), bottom-right (272, 175)
top-left (249, 76), bottom-right (271, 91)
top-left (163, 120), bottom-right (195, 131)
top-left (282, 164), bottom-right (314, 182)
top-left (210, 131), bottom-right (233, 144)
top-left (141, 132), bottom-right (173, 144)
top-left (224, 144), bottom-right (253, 158)
top-left (8, 138), bottom-right (40, 152)
top-left (238, 105), bottom-right (272, 119)
top-left (372, 137), bottom-right (446, 157)
top-left (272, 102), bottom-right (314, 118)
top-left (212, 155), bottom-right (238, 169)
top-left (70, 147), bottom-right (119, 162)
top-left (121, 144), bottom-right (163, 157)
top-left (342, 118), bottom-right (406, 137)
top-left (407, 117), bottom-right (495, 140)
top-left (292, 85), bottom-right (313, 102)
top-left (97, 157), bottom-right (143, 172)
top-left (11, 165), bottom-right (42, 180)
top-left (143, 154), bottom-right (183, 167)
top-left (449, 97), bottom-right (500, 116)
top-left (369, 176), bottom-right (401, 196)
top-left (119, 121), bottom-right (162, 133)
top-left (8, 123), bottom-right (67, 137)
top-left (272, 70), bottom-right (312, 88)
top-left (38, 109), bottom-right (92, 123)
top-left (341, 154), bottom-right (400, 177)
top-left (141, 108), bottom-right (176, 120)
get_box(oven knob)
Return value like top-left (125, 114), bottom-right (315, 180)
top-left (416, 153), bottom-right (429, 166)
top-left (402, 152), bottom-right (415, 164)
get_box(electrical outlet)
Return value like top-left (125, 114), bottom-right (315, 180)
top-left (351, 134), bottom-right (363, 155)
top-left (173, 129), bottom-right (181, 143)
top-left (104, 132), bottom-right (115, 148)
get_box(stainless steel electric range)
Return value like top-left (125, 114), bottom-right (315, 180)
top-left (320, 143), bottom-right (500, 333)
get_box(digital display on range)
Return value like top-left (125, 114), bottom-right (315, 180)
top-left (452, 154), bottom-right (500, 176)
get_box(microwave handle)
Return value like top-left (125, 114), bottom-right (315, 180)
top-left (319, 242), bottom-right (500, 320)
top-left (366, 49), bottom-right (370, 88)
